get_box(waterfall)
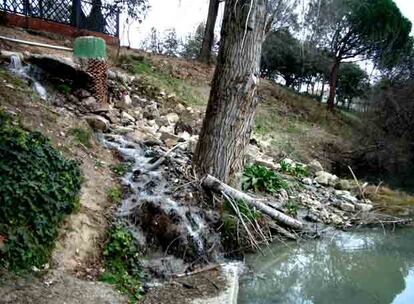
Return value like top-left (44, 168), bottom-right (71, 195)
top-left (8, 55), bottom-right (48, 100)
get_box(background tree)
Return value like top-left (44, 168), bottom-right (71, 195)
top-left (182, 23), bottom-right (206, 59)
top-left (193, 0), bottom-right (270, 186)
top-left (162, 28), bottom-right (179, 56)
top-left (199, 0), bottom-right (222, 63)
top-left (336, 63), bottom-right (370, 109)
top-left (306, 0), bottom-right (412, 111)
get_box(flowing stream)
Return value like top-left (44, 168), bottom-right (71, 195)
top-left (238, 228), bottom-right (414, 304)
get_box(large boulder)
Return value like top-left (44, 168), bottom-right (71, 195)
top-left (308, 159), bottom-right (324, 175)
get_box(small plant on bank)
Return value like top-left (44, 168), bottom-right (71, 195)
top-left (69, 127), bottom-right (93, 148)
top-left (101, 224), bottom-right (144, 303)
top-left (110, 163), bottom-right (132, 177)
top-left (242, 164), bottom-right (288, 193)
top-left (107, 187), bottom-right (123, 204)
top-left (0, 111), bottom-right (82, 271)
top-left (57, 83), bottom-right (72, 96)
top-left (284, 199), bottom-right (299, 217)
top-left (280, 160), bottom-right (310, 177)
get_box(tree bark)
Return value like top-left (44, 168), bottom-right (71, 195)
top-left (327, 58), bottom-right (340, 111)
top-left (193, 0), bottom-right (268, 187)
top-left (199, 0), bottom-right (220, 63)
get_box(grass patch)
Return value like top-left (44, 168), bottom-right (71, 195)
top-left (69, 127), bottom-right (93, 148)
top-left (279, 160), bottom-right (310, 177)
top-left (101, 224), bottom-right (144, 303)
top-left (118, 54), bottom-right (207, 106)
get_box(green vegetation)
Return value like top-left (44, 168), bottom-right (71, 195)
top-left (110, 163), bottom-right (132, 177)
top-left (242, 164), bottom-right (288, 193)
top-left (69, 127), bottom-right (93, 148)
top-left (57, 84), bottom-right (72, 96)
top-left (280, 160), bottom-right (310, 177)
top-left (107, 187), bottom-right (123, 204)
top-left (284, 199), bottom-right (299, 217)
top-left (0, 111), bottom-right (82, 271)
top-left (101, 224), bottom-right (144, 303)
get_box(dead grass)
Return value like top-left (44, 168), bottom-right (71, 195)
top-left (365, 185), bottom-right (414, 216)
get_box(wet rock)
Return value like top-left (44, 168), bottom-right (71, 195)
top-left (315, 171), bottom-right (338, 186)
top-left (308, 159), bottom-right (324, 175)
top-left (340, 202), bottom-right (355, 212)
top-left (330, 213), bottom-right (343, 225)
top-left (84, 115), bottom-right (110, 132)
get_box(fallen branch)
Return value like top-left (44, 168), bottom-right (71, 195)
top-left (201, 175), bottom-right (303, 230)
top-left (146, 143), bottom-right (185, 171)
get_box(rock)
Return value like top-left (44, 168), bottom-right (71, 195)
top-left (165, 113), bottom-right (180, 124)
top-left (281, 158), bottom-right (295, 167)
top-left (155, 116), bottom-right (170, 127)
top-left (330, 214), bottom-right (343, 225)
top-left (160, 131), bottom-right (180, 143)
top-left (178, 131), bottom-right (191, 141)
top-left (188, 135), bottom-right (199, 153)
top-left (113, 126), bottom-right (135, 135)
top-left (335, 190), bottom-right (359, 204)
top-left (278, 189), bottom-right (289, 201)
top-left (74, 88), bottom-right (91, 99)
top-left (308, 159), bottom-right (324, 175)
top-left (176, 103), bottom-right (186, 113)
top-left (67, 94), bottom-right (80, 105)
top-left (115, 94), bottom-right (132, 109)
top-left (314, 171), bottom-right (339, 186)
top-left (340, 202), bottom-right (355, 212)
top-left (335, 179), bottom-right (352, 191)
top-left (121, 111), bottom-right (136, 124)
top-left (132, 94), bottom-right (147, 106)
top-left (302, 177), bottom-right (313, 185)
top-left (143, 103), bottom-right (159, 120)
top-left (159, 125), bottom-right (175, 134)
top-left (355, 203), bottom-right (373, 212)
top-left (84, 115), bottom-right (110, 132)
top-left (82, 96), bottom-right (100, 111)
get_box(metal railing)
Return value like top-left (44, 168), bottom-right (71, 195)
top-left (0, 0), bottom-right (119, 37)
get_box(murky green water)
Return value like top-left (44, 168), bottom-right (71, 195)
top-left (239, 228), bottom-right (414, 304)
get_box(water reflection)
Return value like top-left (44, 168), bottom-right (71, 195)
top-left (239, 229), bottom-right (414, 304)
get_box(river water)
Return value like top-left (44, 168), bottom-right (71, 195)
top-left (239, 228), bottom-right (414, 304)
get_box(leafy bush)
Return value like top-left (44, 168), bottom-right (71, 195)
top-left (0, 112), bottom-right (82, 271)
top-left (284, 200), bottom-right (299, 217)
top-left (101, 225), bottom-right (144, 302)
top-left (242, 165), bottom-right (288, 193)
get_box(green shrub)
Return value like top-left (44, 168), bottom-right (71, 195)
top-left (284, 199), bottom-right (299, 217)
top-left (101, 225), bottom-right (144, 302)
top-left (242, 165), bottom-right (288, 193)
top-left (0, 112), bottom-right (82, 271)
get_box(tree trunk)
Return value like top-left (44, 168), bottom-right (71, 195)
top-left (199, 0), bottom-right (220, 63)
top-left (327, 58), bottom-right (340, 111)
top-left (193, 0), bottom-right (267, 187)
top-left (319, 77), bottom-right (325, 102)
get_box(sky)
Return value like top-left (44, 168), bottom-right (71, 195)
top-left (121, 0), bottom-right (414, 48)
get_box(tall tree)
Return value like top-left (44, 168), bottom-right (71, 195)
top-left (182, 23), bottom-right (206, 59)
top-left (199, 0), bottom-right (221, 63)
top-left (336, 63), bottom-right (369, 109)
top-left (193, 0), bottom-right (270, 186)
top-left (307, 0), bottom-right (412, 111)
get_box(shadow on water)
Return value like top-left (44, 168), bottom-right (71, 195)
top-left (239, 228), bottom-right (414, 304)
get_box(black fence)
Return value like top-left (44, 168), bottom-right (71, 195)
top-left (0, 0), bottom-right (119, 37)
